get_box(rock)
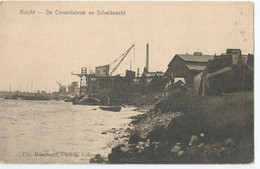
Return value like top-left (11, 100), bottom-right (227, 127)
top-left (197, 143), bottom-right (204, 148)
top-left (200, 133), bottom-right (205, 137)
top-left (101, 131), bottom-right (107, 134)
top-left (225, 138), bottom-right (235, 147)
top-left (136, 145), bottom-right (141, 149)
top-left (128, 133), bottom-right (140, 144)
top-left (149, 125), bottom-right (167, 141)
top-left (189, 135), bottom-right (199, 146)
top-left (128, 144), bottom-right (136, 149)
top-left (120, 146), bottom-right (130, 153)
top-left (177, 150), bottom-right (184, 157)
top-left (111, 144), bottom-right (124, 153)
top-left (220, 147), bottom-right (226, 152)
top-left (144, 143), bottom-right (150, 148)
top-left (152, 141), bottom-right (160, 145)
top-left (176, 142), bottom-right (181, 146)
top-left (89, 154), bottom-right (106, 163)
top-left (171, 144), bottom-right (181, 153)
top-left (144, 140), bottom-right (150, 147)
top-left (114, 137), bottom-right (118, 140)
top-left (109, 144), bottom-right (132, 162)
top-left (138, 141), bottom-right (145, 146)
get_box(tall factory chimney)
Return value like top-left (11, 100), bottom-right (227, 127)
top-left (137, 68), bottom-right (139, 77)
top-left (146, 44), bottom-right (149, 72)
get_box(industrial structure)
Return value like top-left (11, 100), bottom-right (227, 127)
top-left (199, 49), bottom-right (254, 95)
top-left (165, 52), bottom-right (214, 88)
top-left (71, 44), bottom-right (167, 105)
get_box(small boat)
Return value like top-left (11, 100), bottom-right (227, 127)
top-left (3, 94), bottom-right (18, 100)
top-left (99, 96), bottom-right (122, 112)
top-left (99, 106), bottom-right (122, 112)
top-left (164, 80), bottom-right (187, 98)
top-left (64, 96), bottom-right (75, 102)
top-left (21, 94), bottom-right (50, 101)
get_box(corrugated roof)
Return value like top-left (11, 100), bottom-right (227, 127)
top-left (177, 54), bottom-right (214, 62)
top-left (186, 64), bottom-right (207, 70)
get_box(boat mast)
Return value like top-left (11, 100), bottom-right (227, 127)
top-left (108, 96), bottom-right (110, 106)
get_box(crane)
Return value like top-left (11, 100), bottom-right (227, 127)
top-left (109, 44), bottom-right (135, 76)
top-left (56, 81), bottom-right (67, 93)
top-left (56, 81), bottom-right (62, 87)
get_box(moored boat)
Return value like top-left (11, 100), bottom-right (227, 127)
top-left (99, 106), bottom-right (122, 112)
top-left (3, 94), bottom-right (18, 100)
top-left (64, 96), bottom-right (76, 102)
top-left (21, 94), bottom-right (50, 101)
top-left (164, 80), bottom-right (187, 98)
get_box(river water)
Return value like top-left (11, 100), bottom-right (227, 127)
top-left (0, 98), bottom-right (141, 164)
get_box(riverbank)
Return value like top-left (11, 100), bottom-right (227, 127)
top-left (91, 89), bottom-right (254, 164)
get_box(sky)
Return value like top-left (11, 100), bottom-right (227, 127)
top-left (0, 1), bottom-right (254, 92)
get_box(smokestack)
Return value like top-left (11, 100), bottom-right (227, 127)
top-left (146, 44), bottom-right (149, 72)
top-left (137, 68), bottom-right (139, 77)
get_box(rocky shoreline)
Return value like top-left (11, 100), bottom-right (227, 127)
top-left (90, 90), bottom-right (254, 164)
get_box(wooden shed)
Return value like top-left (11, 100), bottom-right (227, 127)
top-left (165, 52), bottom-right (214, 88)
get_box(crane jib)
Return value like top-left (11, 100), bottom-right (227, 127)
top-left (109, 44), bottom-right (135, 76)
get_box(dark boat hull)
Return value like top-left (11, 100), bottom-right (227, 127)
top-left (72, 97), bottom-right (100, 105)
top-left (3, 95), bottom-right (18, 100)
top-left (99, 106), bottom-right (122, 112)
top-left (21, 96), bottom-right (50, 101)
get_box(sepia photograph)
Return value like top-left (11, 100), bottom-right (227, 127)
top-left (0, 1), bottom-right (255, 165)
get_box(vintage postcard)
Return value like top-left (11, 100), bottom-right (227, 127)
top-left (0, 1), bottom-right (254, 164)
